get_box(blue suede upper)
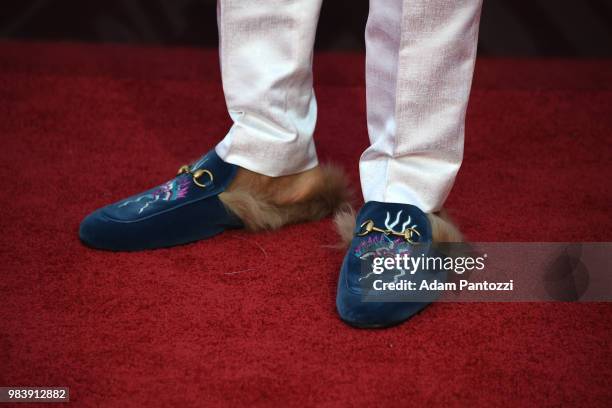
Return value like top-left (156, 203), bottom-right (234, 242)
top-left (336, 201), bottom-right (443, 328)
top-left (79, 150), bottom-right (242, 251)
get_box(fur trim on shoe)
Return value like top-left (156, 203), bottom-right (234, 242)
top-left (428, 209), bottom-right (463, 243)
top-left (333, 205), bottom-right (463, 247)
top-left (219, 164), bottom-right (351, 231)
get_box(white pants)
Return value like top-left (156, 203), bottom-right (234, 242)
top-left (215, 0), bottom-right (483, 212)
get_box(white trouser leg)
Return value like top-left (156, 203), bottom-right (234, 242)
top-left (214, 0), bottom-right (322, 176)
top-left (360, 0), bottom-right (483, 212)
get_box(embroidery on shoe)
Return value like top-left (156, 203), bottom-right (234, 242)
top-left (118, 177), bottom-right (190, 214)
top-left (354, 235), bottom-right (416, 283)
top-left (191, 153), bottom-right (210, 170)
top-left (354, 234), bottom-right (414, 260)
top-left (353, 210), bottom-right (420, 283)
top-left (355, 210), bottom-right (421, 246)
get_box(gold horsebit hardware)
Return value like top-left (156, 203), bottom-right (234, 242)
top-left (357, 219), bottom-right (421, 244)
top-left (177, 165), bottom-right (214, 188)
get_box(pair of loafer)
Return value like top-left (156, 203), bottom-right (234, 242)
top-left (80, 150), bottom-right (440, 328)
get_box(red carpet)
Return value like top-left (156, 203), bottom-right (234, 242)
top-left (0, 41), bottom-right (611, 407)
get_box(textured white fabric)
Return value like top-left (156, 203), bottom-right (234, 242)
top-left (215, 0), bottom-right (482, 212)
top-left (361, 0), bottom-right (483, 212)
top-left (215, 0), bottom-right (322, 176)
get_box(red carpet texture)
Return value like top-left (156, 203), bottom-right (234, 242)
top-left (0, 41), bottom-right (611, 407)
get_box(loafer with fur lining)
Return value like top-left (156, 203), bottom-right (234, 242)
top-left (336, 201), bottom-right (448, 328)
top-left (80, 149), bottom-right (350, 251)
top-left (79, 150), bottom-right (243, 251)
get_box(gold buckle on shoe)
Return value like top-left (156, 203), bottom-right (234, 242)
top-left (357, 219), bottom-right (421, 244)
top-left (177, 165), bottom-right (214, 188)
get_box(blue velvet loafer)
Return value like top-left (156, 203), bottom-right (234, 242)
top-left (336, 201), bottom-right (444, 328)
top-left (79, 150), bottom-right (243, 251)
